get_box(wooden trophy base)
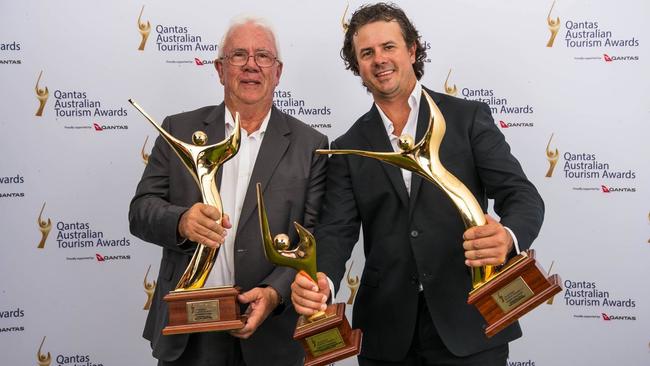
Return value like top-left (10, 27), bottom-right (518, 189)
top-left (162, 286), bottom-right (246, 335)
top-left (467, 249), bottom-right (562, 338)
top-left (294, 303), bottom-right (362, 366)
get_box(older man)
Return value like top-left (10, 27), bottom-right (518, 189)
top-left (291, 3), bottom-right (544, 366)
top-left (129, 16), bottom-right (327, 366)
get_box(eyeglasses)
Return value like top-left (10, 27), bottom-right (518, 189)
top-left (221, 50), bottom-right (279, 68)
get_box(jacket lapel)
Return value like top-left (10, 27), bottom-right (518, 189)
top-left (236, 106), bottom-right (290, 236)
top-left (361, 105), bottom-right (409, 208)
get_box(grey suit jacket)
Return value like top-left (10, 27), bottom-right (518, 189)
top-left (129, 103), bottom-right (328, 366)
top-left (316, 88), bottom-right (544, 360)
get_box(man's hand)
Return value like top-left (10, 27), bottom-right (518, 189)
top-left (177, 203), bottom-right (231, 248)
top-left (462, 214), bottom-right (513, 267)
top-left (230, 287), bottom-right (280, 339)
top-left (290, 271), bottom-right (330, 316)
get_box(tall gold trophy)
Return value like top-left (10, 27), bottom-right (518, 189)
top-left (317, 90), bottom-right (561, 337)
top-left (256, 183), bottom-right (361, 366)
top-left (129, 99), bottom-right (246, 334)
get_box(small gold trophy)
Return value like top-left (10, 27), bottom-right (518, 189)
top-left (545, 133), bottom-right (559, 177)
top-left (129, 99), bottom-right (246, 334)
top-left (143, 264), bottom-right (156, 310)
top-left (317, 90), bottom-right (561, 337)
top-left (137, 6), bottom-right (151, 51)
top-left (256, 183), bottom-right (361, 366)
top-left (37, 202), bottom-right (52, 249)
top-left (35, 71), bottom-right (49, 117)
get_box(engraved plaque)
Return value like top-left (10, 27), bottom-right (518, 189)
top-left (306, 328), bottom-right (346, 357)
top-left (187, 299), bottom-right (220, 323)
top-left (491, 276), bottom-right (534, 313)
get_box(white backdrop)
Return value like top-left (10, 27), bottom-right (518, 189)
top-left (1, 1), bottom-right (648, 365)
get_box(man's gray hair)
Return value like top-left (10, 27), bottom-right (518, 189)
top-left (218, 15), bottom-right (282, 61)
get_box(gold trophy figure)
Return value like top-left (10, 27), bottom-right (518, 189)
top-left (129, 99), bottom-right (246, 334)
top-left (35, 71), bottom-right (48, 117)
top-left (444, 69), bottom-right (458, 97)
top-left (257, 183), bottom-right (361, 366)
top-left (141, 136), bottom-right (150, 164)
top-left (137, 6), bottom-right (151, 51)
top-left (37, 202), bottom-right (52, 249)
top-left (345, 260), bottom-right (359, 305)
top-left (317, 90), bottom-right (561, 337)
top-left (545, 133), bottom-right (559, 177)
top-left (143, 265), bottom-right (156, 310)
top-left (37, 336), bottom-right (51, 366)
top-left (546, 0), bottom-right (561, 47)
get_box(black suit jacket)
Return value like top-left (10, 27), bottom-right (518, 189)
top-left (316, 88), bottom-right (544, 360)
top-left (129, 103), bottom-right (328, 366)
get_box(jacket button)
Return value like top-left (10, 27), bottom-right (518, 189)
top-left (410, 230), bottom-right (419, 238)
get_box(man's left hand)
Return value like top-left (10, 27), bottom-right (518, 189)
top-left (230, 286), bottom-right (280, 339)
top-left (462, 214), bottom-right (513, 267)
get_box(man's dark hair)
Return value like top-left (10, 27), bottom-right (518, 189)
top-left (341, 2), bottom-right (426, 80)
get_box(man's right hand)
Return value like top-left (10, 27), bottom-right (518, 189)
top-left (177, 203), bottom-right (231, 248)
top-left (290, 271), bottom-right (330, 316)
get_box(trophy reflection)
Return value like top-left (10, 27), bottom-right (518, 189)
top-left (35, 71), bottom-right (49, 117)
top-left (129, 99), bottom-right (246, 334)
top-left (37, 202), bottom-right (52, 249)
top-left (137, 6), bottom-right (151, 51)
top-left (546, 0), bottom-right (561, 47)
top-left (256, 183), bottom-right (361, 366)
top-left (317, 90), bottom-right (561, 337)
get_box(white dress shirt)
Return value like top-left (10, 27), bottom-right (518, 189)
top-left (204, 108), bottom-right (271, 287)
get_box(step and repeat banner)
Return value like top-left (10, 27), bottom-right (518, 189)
top-left (1, 0), bottom-right (648, 365)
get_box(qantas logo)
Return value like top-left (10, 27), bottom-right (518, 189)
top-left (601, 312), bottom-right (636, 321)
top-left (601, 185), bottom-right (636, 193)
top-left (93, 122), bottom-right (128, 131)
top-left (603, 53), bottom-right (639, 62)
top-left (194, 57), bottom-right (214, 66)
top-left (93, 123), bottom-right (103, 131)
top-left (96, 253), bottom-right (131, 262)
top-left (498, 120), bottom-right (534, 128)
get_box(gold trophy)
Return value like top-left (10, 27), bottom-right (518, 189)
top-left (35, 71), bottom-right (48, 117)
top-left (317, 90), bottom-right (561, 337)
top-left (129, 99), bottom-right (246, 334)
top-left (37, 202), bottom-right (52, 249)
top-left (256, 183), bottom-right (361, 366)
top-left (545, 133), bottom-right (559, 177)
top-left (137, 6), bottom-right (151, 51)
top-left (546, 0), bottom-right (561, 47)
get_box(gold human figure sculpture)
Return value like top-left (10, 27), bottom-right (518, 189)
top-left (143, 264), bottom-right (156, 310)
top-left (35, 71), bottom-right (48, 117)
top-left (141, 135), bottom-right (150, 164)
top-left (37, 202), bottom-right (52, 249)
top-left (345, 260), bottom-right (360, 305)
top-left (137, 5), bottom-right (151, 51)
top-left (37, 336), bottom-right (51, 366)
top-left (317, 90), bottom-right (496, 289)
top-left (546, 0), bottom-right (561, 47)
top-left (545, 133), bottom-right (559, 177)
top-left (444, 69), bottom-right (458, 97)
top-left (256, 183), bottom-right (325, 321)
top-left (129, 99), bottom-right (240, 290)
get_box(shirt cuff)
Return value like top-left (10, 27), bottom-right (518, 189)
top-left (503, 226), bottom-right (520, 254)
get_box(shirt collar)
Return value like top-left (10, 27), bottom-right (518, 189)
top-left (377, 81), bottom-right (422, 136)
top-left (225, 106), bottom-right (272, 138)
